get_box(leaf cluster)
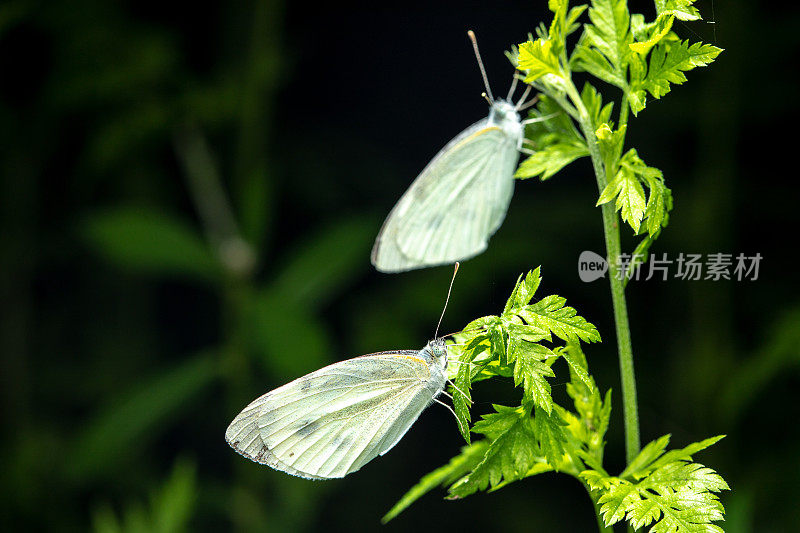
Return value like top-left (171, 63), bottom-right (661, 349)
top-left (384, 269), bottom-right (609, 520)
top-left (514, 0), bottom-right (719, 243)
top-left (582, 435), bottom-right (729, 531)
top-left (385, 270), bottom-right (728, 532)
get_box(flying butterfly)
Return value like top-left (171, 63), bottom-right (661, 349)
top-left (225, 265), bottom-right (466, 479)
top-left (371, 31), bottom-right (542, 273)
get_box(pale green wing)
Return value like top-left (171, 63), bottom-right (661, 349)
top-left (225, 352), bottom-right (438, 479)
top-left (371, 119), bottom-right (520, 273)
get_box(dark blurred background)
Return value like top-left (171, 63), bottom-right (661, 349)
top-left (1, 0), bottom-right (798, 530)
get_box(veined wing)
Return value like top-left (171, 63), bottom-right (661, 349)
top-left (225, 352), bottom-right (439, 479)
top-left (372, 120), bottom-right (520, 272)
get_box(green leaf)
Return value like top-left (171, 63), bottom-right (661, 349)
top-left (546, 0), bottom-right (568, 56)
top-left (594, 123), bottom-right (626, 173)
top-left (68, 353), bottom-right (216, 483)
top-left (92, 457), bottom-right (197, 533)
top-left (517, 38), bottom-right (562, 82)
top-left (572, 0), bottom-right (632, 88)
top-left (598, 148), bottom-right (669, 235)
top-left (621, 434), bottom-right (672, 478)
top-left (382, 442), bottom-right (488, 523)
top-left (533, 407), bottom-right (568, 468)
top-left (571, 39), bottom-right (626, 88)
top-left (561, 347), bottom-right (593, 391)
top-left (452, 358), bottom-right (474, 444)
top-left (525, 94), bottom-right (585, 146)
top-left (503, 268), bottom-right (542, 314)
top-left (561, 344), bottom-right (610, 472)
top-left (581, 83), bottom-right (614, 129)
top-left (519, 295), bottom-right (602, 344)
top-left (508, 340), bottom-right (556, 412)
top-left (643, 173), bottom-right (672, 236)
top-left (583, 435), bottom-right (729, 531)
top-left (641, 39), bottom-right (722, 99)
top-left (515, 142), bottom-right (589, 180)
top-left (565, 5), bottom-right (589, 35)
top-left (449, 406), bottom-right (539, 497)
top-left (151, 458), bottom-right (197, 533)
top-left (645, 435), bottom-right (726, 475)
top-left (656, 0), bottom-right (702, 21)
top-left (629, 13), bottom-right (675, 55)
top-left (269, 216), bottom-right (376, 310)
top-left (82, 207), bottom-right (218, 282)
top-left (596, 149), bottom-right (648, 233)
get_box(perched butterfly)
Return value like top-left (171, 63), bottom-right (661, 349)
top-left (371, 31), bottom-right (540, 273)
top-left (226, 265), bottom-right (465, 479)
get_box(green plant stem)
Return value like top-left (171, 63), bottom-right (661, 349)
top-left (586, 486), bottom-right (612, 533)
top-left (564, 82), bottom-right (641, 465)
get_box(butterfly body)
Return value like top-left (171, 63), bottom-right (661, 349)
top-left (371, 99), bottom-right (523, 273)
top-left (226, 339), bottom-right (448, 479)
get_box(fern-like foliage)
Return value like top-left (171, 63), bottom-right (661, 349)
top-left (386, 1), bottom-right (728, 528)
top-left (384, 272), bottom-right (728, 532)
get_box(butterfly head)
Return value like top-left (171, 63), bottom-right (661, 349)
top-left (428, 338), bottom-right (448, 364)
top-left (490, 99), bottom-right (520, 123)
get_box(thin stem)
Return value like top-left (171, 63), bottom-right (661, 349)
top-left (587, 487), bottom-right (613, 533)
top-left (564, 82), bottom-right (641, 465)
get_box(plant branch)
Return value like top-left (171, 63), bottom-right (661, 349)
top-left (563, 81), bottom-right (641, 465)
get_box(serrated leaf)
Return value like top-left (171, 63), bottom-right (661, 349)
top-left (644, 174), bottom-right (671, 236)
top-left (509, 341), bottom-right (556, 412)
top-left (448, 406), bottom-right (538, 497)
top-left (621, 434), bottom-right (672, 478)
top-left (571, 41), bottom-right (626, 88)
top-left (586, 434), bottom-right (729, 531)
top-left (452, 356), bottom-right (474, 444)
top-left (657, 0), bottom-right (702, 21)
top-left (382, 442), bottom-right (488, 522)
top-left (534, 407), bottom-right (568, 468)
top-left (565, 4), bottom-right (588, 35)
top-left (572, 0), bottom-right (631, 88)
top-left (647, 435), bottom-right (726, 474)
top-left (594, 123), bottom-right (626, 172)
top-left (519, 295), bottom-right (601, 343)
top-left (642, 39), bottom-right (722, 99)
top-left (524, 94), bottom-right (584, 146)
top-left (561, 348), bottom-right (593, 390)
top-left (515, 142), bottom-right (589, 180)
top-left (581, 83), bottom-right (614, 129)
top-left (597, 163), bottom-right (646, 233)
top-left (517, 38), bottom-right (562, 82)
top-left (629, 13), bottom-right (675, 55)
top-left (503, 268), bottom-right (542, 314)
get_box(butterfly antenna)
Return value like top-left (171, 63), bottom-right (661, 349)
top-left (435, 262), bottom-right (460, 339)
top-left (506, 73), bottom-right (519, 101)
top-left (467, 30), bottom-right (494, 102)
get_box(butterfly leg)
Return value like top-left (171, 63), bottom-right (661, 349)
top-left (447, 380), bottom-right (473, 404)
top-left (433, 397), bottom-right (466, 434)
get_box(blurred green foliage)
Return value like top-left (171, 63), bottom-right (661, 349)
top-left (0, 0), bottom-right (798, 531)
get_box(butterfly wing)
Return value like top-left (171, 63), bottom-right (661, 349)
top-left (225, 351), bottom-right (443, 479)
top-left (371, 119), bottom-right (521, 273)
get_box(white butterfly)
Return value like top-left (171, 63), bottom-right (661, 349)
top-left (226, 266), bottom-right (464, 479)
top-left (225, 340), bottom-right (450, 479)
top-left (371, 31), bottom-right (538, 273)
